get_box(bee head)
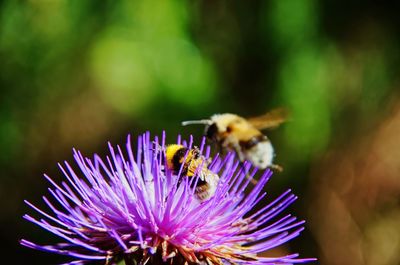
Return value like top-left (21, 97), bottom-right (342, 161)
top-left (205, 123), bottom-right (218, 141)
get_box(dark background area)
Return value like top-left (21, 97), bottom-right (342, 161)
top-left (1, 0), bottom-right (400, 264)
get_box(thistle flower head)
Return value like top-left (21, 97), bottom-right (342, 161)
top-left (21, 132), bottom-right (315, 264)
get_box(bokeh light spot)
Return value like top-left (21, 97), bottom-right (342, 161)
top-left (89, 34), bottom-right (155, 115)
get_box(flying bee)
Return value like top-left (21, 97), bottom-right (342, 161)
top-left (165, 144), bottom-right (219, 201)
top-left (182, 108), bottom-right (288, 171)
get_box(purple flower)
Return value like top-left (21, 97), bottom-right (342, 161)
top-left (21, 132), bottom-right (315, 264)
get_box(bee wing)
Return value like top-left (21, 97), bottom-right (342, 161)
top-left (247, 108), bottom-right (289, 130)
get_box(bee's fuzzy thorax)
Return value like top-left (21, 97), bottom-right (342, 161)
top-left (210, 113), bottom-right (242, 132)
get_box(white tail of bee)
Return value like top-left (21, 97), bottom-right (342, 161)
top-left (181, 120), bottom-right (212, 126)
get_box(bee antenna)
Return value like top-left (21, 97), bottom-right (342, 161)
top-left (181, 119), bottom-right (212, 126)
top-left (151, 141), bottom-right (164, 152)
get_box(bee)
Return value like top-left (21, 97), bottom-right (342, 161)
top-left (182, 108), bottom-right (288, 171)
top-left (165, 144), bottom-right (219, 201)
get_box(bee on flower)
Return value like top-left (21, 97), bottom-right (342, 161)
top-left (21, 132), bottom-right (315, 265)
top-left (164, 144), bottom-right (219, 202)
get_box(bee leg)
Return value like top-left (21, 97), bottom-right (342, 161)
top-left (268, 164), bottom-right (283, 172)
top-left (230, 142), bottom-right (245, 162)
top-left (215, 141), bottom-right (224, 156)
top-left (244, 166), bottom-right (258, 185)
top-left (230, 142), bottom-right (258, 186)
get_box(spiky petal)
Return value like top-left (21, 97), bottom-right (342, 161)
top-left (21, 132), bottom-right (315, 264)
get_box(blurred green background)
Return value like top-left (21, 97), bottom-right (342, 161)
top-left (2, 0), bottom-right (400, 264)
